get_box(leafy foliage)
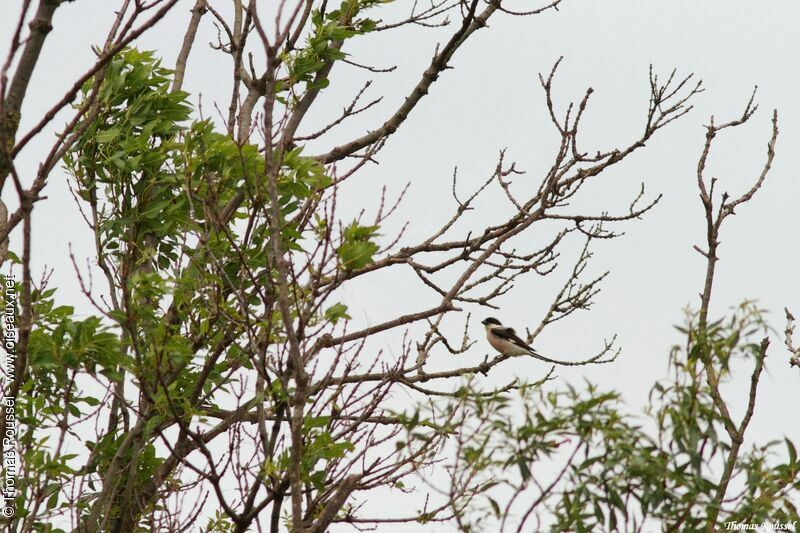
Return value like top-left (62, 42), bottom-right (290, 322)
top-left (281, 0), bottom-right (383, 95)
top-left (337, 222), bottom-right (380, 270)
top-left (64, 48), bottom-right (192, 271)
top-left (39, 45), bottom-right (379, 528)
top-left (421, 304), bottom-right (800, 532)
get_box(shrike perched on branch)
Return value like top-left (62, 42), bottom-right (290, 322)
top-left (482, 317), bottom-right (538, 356)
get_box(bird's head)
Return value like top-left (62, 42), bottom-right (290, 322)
top-left (481, 317), bottom-right (502, 327)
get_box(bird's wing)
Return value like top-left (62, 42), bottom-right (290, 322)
top-left (492, 327), bottom-right (535, 353)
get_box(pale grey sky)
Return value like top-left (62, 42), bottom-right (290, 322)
top-left (3, 0), bottom-right (799, 529)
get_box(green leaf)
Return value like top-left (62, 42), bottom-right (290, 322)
top-left (516, 457), bottom-right (531, 482)
top-left (787, 438), bottom-right (797, 467)
top-left (95, 127), bottom-right (121, 144)
top-left (324, 303), bottom-right (351, 324)
top-left (488, 496), bottom-right (501, 517)
top-left (46, 490), bottom-right (60, 510)
top-left (338, 240), bottom-right (379, 270)
top-left (337, 222), bottom-right (380, 270)
top-left (305, 416), bottom-right (331, 429)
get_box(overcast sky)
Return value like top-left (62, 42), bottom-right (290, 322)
top-left (3, 0), bottom-right (799, 529)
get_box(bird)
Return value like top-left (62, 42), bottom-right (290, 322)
top-left (481, 317), bottom-right (538, 356)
